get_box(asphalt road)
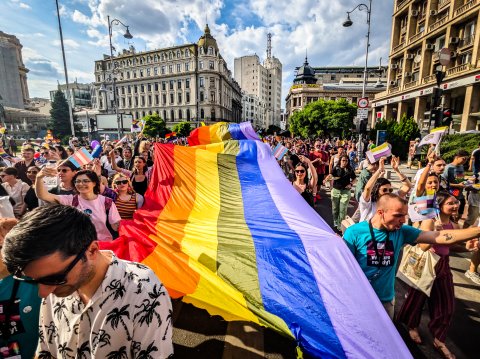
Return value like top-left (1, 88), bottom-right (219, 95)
top-left (171, 186), bottom-right (479, 359)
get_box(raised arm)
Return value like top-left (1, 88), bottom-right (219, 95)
top-left (35, 167), bottom-right (61, 204)
top-left (391, 156), bottom-right (412, 198)
top-left (362, 157), bottom-right (385, 202)
top-left (416, 152), bottom-right (435, 197)
top-left (300, 155), bottom-right (317, 191)
top-left (417, 226), bottom-right (480, 246)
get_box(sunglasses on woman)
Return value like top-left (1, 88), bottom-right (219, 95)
top-left (13, 246), bottom-right (88, 286)
top-left (295, 169), bottom-right (305, 174)
top-left (115, 180), bottom-right (129, 185)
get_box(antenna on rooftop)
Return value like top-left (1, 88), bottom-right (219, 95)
top-left (267, 33), bottom-right (272, 59)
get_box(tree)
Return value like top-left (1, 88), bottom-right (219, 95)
top-left (141, 113), bottom-right (168, 138)
top-left (289, 99), bottom-right (356, 138)
top-left (266, 124), bottom-right (281, 135)
top-left (172, 121), bottom-right (192, 137)
top-left (49, 90), bottom-right (71, 137)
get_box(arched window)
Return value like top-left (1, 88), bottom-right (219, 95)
top-left (170, 109), bottom-right (175, 121)
top-left (208, 47), bottom-right (213, 55)
top-left (185, 49), bottom-right (190, 57)
top-left (176, 50), bottom-right (181, 58)
top-left (161, 53), bottom-right (165, 61)
top-left (178, 109), bottom-right (183, 120)
top-left (163, 110), bottom-right (167, 120)
top-left (200, 109), bottom-right (205, 119)
top-left (211, 109), bottom-right (216, 121)
top-left (169, 52), bottom-right (173, 60)
top-left (186, 109), bottom-right (191, 121)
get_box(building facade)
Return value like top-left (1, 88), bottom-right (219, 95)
top-left (93, 25), bottom-right (242, 127)
top-left (0, 31), bottom-right (29, 109)
top-left (285, 58), bottom-right (387, 124)
top-left (49, 82), bottom-right (93, 109)
top-left (372, 0), bottom-right (480, 132)
top-left (241, 92), bottom-right (267, 128)
top-left (234, 51), bottom-right (283, 128)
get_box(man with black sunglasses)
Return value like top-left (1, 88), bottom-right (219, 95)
top-left (47, 159), bottom-right (78, 196)
top-left (2, 205), bottom-right (173, 358)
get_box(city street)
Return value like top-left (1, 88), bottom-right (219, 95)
top-left (171, 174), bottom-right (480, 359)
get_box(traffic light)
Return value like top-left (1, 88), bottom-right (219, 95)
top-left (430, 108), bottom-right (442, 127)
top-left (89, 118), bottom-right (96, 130)
top-left (442, 108), bottom-right (453, 127)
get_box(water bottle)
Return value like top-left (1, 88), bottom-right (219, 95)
top-left (43, 160), bottom-right (58, 189)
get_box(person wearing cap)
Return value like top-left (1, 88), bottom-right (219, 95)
top-left (48, 160), bottom-right (78, 196)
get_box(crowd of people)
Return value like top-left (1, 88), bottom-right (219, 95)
top-left (0, 132), bottom-right (479, 358)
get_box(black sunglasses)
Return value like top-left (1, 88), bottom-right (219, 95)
top-left (13, 246), bottom-right (88, 286)
top-left (115, 180), bottom-right (129, 185)
top-left (295, 169), bottom-right (305, 173)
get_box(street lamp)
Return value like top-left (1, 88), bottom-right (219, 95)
top-left (343, 0), bottom-right (372, 100)
top-left (102, 15), bottom-right (133, 139)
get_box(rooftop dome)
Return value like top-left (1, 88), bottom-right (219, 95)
top-left (197, 24), bottom-right (219, 52)
top-left (294, 56), bottom-right (317, 84)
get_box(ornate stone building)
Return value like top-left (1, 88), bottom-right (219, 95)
top-left (93, 25), bottom-right (242, 127)
top-left (285, 58), bottom-right (387, 124)
top-left (372, 0), bottom-right (480, 132)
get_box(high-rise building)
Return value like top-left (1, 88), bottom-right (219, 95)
top-left (0, 31), bottom-right (29, 109)
top-left (93, 25), bottom-right (242, 127)
top-left (234, 34), bottom-right (283, 128)
top-left (372, 0), bottom-right (480, 132)
top-left (49, 82), bottom-right (93, 109)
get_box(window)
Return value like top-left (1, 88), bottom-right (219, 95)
top-left (170, 93), bottom-right (174, 104)
top-left (169, 80), bottom-right (174, 90)
top-left (199, 61), bottom-right (204, 70)
top-left (128, 85), bottom-right (131, 94)
top-left (162, 94), bottom-right (167, 104)
top-left (162, 82), bottom-right (166, 91)
top-left (140, 69), bottom-right (144, 77)
top-left (134, 85), bottom-right (138, 94)
top-left (169, 52), bottom-right (173, 60)
top-left (186, 92), bottom-right (190, 103)
top-left (147, 68), bottom-right (151, 76)
top-left (133, 70), bottom-right (137, 78)
top-left (177, 80), bottom-right (182, 89)
top-left (177, 93), bottom-right (182, 104)
top-left (211, 109), bottom-right (215, 121)
top-left (208, 47), bottom-right (213, 55)
top-left (185, 62), bottom-right (190, 71)
top-left (178, 110), bottom-right (183, 120)
top-left (210, 78), bottom-right (214, 87)
top-left (201, 109), bottom-right (205, 119)
top-left (161, 66), bottom-right (166, 74)
top-left (177, 63), bottom-right (181, 72)
top-left (147, 84), bottom-right (152, 91)
top-left (148, 95), bottom-right (152, 105)
top-left (210, 91), bottom-right (215, 102)
top-left (169, 65), bottom-right (173, 73)
top-left (209, 61), bottom-right (214, 69)
top-left (155, 95), bottom-right (159, 105)
top-left (186, 109), bottom-right (191, 120)
top-left (154, 83), bottom-right (159, 91)
top-left (200, 92), bottom-right (204, 101)
top-left (163, 110), bottom-right (167, 119)
top-left (199, 77), bottom-right (204, 87)
top-left (134, 97), bottom-right (138, 106)
top-left (141, 96), bottom-right (145, 106)
top-left (154, 67), bottom-right (158, 75)
top-left (170, 109), bottom-right (174, 120)
top-left (177, 50), bottom-right (181, 58)
top-left (140, 85), bottom-right (145, 93)
top-left (126, 72), bottom-right (130, 79)
top-left (186, 79), bottom-right (190, 89)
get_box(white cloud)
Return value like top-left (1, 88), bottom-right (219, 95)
top-left (52, 39), bottom-right (81, 50)
top-left (19, 3), bottom-right (31, 10)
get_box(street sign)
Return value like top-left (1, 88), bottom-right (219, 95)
top-left (357, 108), bottom-right (369, 119)
top-left (357, 97), bottom-right (369, 108)
top-left (439, 48), bottom-right (451, 66)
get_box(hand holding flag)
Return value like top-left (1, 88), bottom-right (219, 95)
top-left (366, 142), bottom-right (392, 163)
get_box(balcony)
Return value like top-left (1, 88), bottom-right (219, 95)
top-left (388, 86), bottom-right (400, 94)
top-left (438, 0), bottom-right (451, 10)
top-left (459, 34), bottom-right (475, 49)
top-left (423, 74), bottom-right (436, 84)
top-left (455, 0), bottom-right (478, 17)
top-left (393, 42), bottom-right (405, 53)
top-left (446, 63), bottom-right (471, 76)
top-left (396, 0), bottom-right (409, 11)
top-left (429, 15), bottom-right (448, 32)
top-left (409, 31), bottom-right (424, 44)
top-left (404, 79), bottom-right (419, 89)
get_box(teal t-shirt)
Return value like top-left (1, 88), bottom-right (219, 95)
top-left (0, 275), bottom-right (41, 359)
top-left (343, 221), bottom-right (422, 302)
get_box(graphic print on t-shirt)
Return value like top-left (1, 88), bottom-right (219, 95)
top-left (366, 240), bottom-right (394, 267)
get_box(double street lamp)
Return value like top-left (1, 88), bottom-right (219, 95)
top-left (99, 16), bottom-right (133, 139)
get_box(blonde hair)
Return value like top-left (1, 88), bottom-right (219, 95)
top-left (112, 173), bottom-right (134, 194)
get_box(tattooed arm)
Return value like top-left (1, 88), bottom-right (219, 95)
top-left (416, 226), bottom-right (480, 245)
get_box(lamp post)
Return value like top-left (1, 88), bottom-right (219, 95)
top-left (101, 15), bottom-right (132, 139)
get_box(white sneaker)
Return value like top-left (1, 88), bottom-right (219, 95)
top-left (465, 270), bottom-right (480, 285)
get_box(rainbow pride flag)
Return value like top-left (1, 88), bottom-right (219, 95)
top-left (101, 140), bottom-right (410, 357)
top-left (188, 122), bottom-right (260, 146)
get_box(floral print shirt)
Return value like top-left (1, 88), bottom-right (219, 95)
top-left (37, 252), bottom-right (173, 358)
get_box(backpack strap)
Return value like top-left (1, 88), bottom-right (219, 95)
top-left (72, 194), bottom-right (79, 207)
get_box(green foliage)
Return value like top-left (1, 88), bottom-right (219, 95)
top-left (369, 115), bottom-right (420, 160)
top-left (142, 113), bottom-right (168, 138)
top-left (172, 121), bottom-right (192, 137)
top-left (266, 124), bottom-right (281, 135)
top-left (440, 133), bottom-right (480, 163)
top-left (289, 99), bottom-right (356, 138)
top-left (49, 90), bottom-right (72, 137)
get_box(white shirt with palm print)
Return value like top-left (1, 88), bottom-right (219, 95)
top-left (36, 251), bottom-right (173, 358)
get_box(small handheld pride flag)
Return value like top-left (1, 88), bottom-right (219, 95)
top-left (272, 143), bottom-right (288, 160)
top-left (67, 147), bottom-right (93, 168)
top-left (365, 142), bottom-right (392, 163)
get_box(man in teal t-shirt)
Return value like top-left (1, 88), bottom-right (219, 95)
top-left (344, 193), bottom-right (480, 318)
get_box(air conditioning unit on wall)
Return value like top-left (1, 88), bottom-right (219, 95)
top-left (425, 43), bottom-right (435, 50)
top-left (430, 10), bottom-right (438, 16)
top-left (449, 37), bottom-right (461, 44)
top-left (411, 10), bottom-right (419, 17)
top-left (390, 80), bottom-right (398, 86)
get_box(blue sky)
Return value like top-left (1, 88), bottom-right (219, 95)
top-left (1, 0), bottom-right (394, 105)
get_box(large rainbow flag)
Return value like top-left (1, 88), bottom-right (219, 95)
top-left (188, 122), bottom-right (260, 146)
top-left (102, 135), bottom-right (411, 358)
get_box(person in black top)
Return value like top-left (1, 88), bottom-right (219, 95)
top-left (291, 156), bottom-right (317, 208)
top-left (325, 155), bottom-right (356, 231)
top-left (24, 166), bottom-right (40, 211)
